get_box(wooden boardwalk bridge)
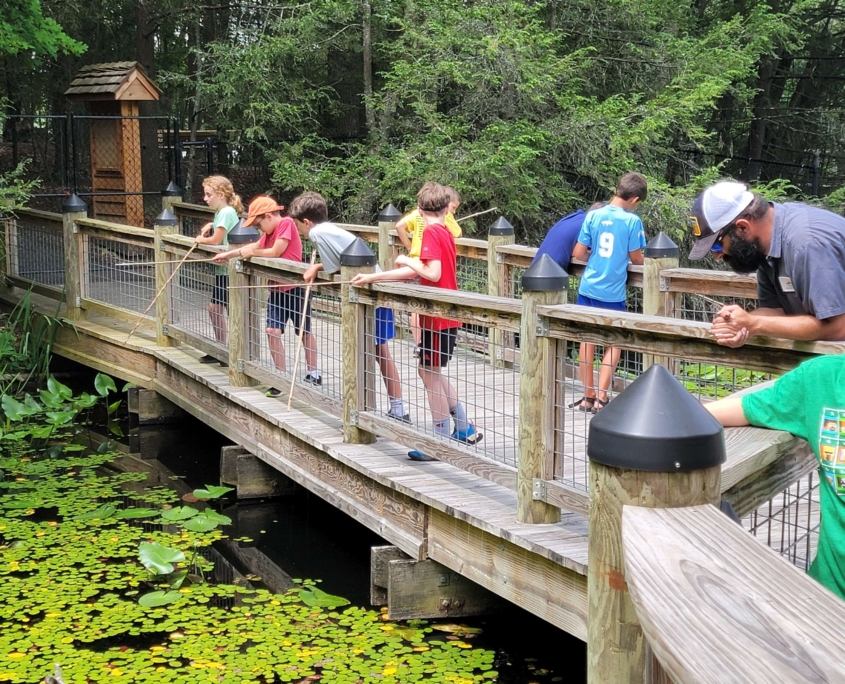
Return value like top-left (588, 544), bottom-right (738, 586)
top-left (2, 196), bottom-right (842, 682)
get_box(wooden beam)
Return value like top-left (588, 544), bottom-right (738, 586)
top-left (370, 546), bottom-right (409, 606)
top-left (622, 505), bottom-right (845, 683)
top-left (128, 387), bottom-right (185, 424)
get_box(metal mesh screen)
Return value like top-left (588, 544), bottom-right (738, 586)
top-left (168, 257), bottom-right (229, 352)
top-left (456, 256), bottom-right (488, 294)
top-left (743, 473), bottom-right (820, 571)
top-left (82, 235), bottom-right (156, 313)
top-left (5, 219), bottom-right (65, 289)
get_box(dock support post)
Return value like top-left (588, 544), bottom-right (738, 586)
top-left (220, 445), bottom-right (295, 498)
top-left (128, 387), bottom-right (185, 424)
top-left (641, 233), bottom-right (679, 372)
top-left (61, 194), bottom-right (87, 321)
top-left (228, 257), bottom-right (258, 387)
top-left (486, 216), bottom-right (515, 367)
top-left (340, 238), bottom-right (377, 444)
top-left (517, 255), bottom-right (568, 524)
top-left (378, 204), bottom-right (400, 274)
top-left (587, 364), bottom-right (725, 684)
top-left (154, 209), bottom-right (178, 347)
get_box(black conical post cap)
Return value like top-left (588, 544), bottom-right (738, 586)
top-left (588, 364), bottom-right (726, 472)
top-left (378, 204), bottom-right (401, 222)
top-left (521, 253), bottom-right (568, 291)
top-left (644, 232), bottom-right (679, 259)
top-left (61, 193), bottom-right (87, 213)
top-left (488, 216), bottom-right (513, 236)
top-left (227, 219), bottom-right (260, 244)
top-left (162, 181), bottom-right (182, 197)
top-left (154, 208), bottom-right (177, 226)
top-left (340, 237), bottom-right (376, 267)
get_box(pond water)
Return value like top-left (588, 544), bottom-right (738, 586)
top-left (0, 361), bottom-right (586, 683)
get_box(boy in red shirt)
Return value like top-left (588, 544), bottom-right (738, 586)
top-left (214, 196), bottom-right (320, 395)
top-left (352, 183), bottom-right (481, 457)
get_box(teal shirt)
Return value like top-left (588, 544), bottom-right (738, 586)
top-left (213, 206), bottom-right (239, 275)
top-left (742, 355), bottom-right (845, 600)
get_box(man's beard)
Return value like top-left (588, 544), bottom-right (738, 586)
top-left (722, 231), bottom-right (767, 274)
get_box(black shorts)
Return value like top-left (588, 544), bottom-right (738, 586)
top-left (211, 274), bottom-right (229, 307)
top-left (266, 287), bottom-right (312, 334)
top-left (419, 327), bottom-right (458, 368)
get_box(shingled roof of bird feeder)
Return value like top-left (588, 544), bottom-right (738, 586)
top-left (64, 61), bottom-right (162, 101)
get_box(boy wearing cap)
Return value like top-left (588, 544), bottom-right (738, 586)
top-left (705, 354), bottom-right (845, 601)
top-left (688, 180), bottom-right (845, 346)
top-left (569, 173), bottom-right (647, 413)
top-left (214, 196), bottom-right (321, 394)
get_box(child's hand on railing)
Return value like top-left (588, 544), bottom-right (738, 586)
top-left (351, 273), bottom-right (374, 286)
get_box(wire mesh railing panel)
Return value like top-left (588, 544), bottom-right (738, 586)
top-left (5, 220), bottom-right (65, 289)
top-left (178, 214), bottom-right (212, 239)
top-left (743, 472), bottom-right (820, 571)
top-left (362, 308), bottom-right (520, 468)
top-left (82, 235), bottom-right (156, 313)
top-left (245, 272), bottom-right (342, 400)
top-left (675, 292), bottom-right (759, 323)
top-left (168, 257), bottom-right (229, 352)
top-left (510, 265), bottom-right (526, 299)
top-left (456, 256), bottom-right (488, 294)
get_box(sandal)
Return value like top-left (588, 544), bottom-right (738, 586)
top-left (568, 396), bottom-right (595, 412)
top-left (591, 398), bottom-right (609, 414)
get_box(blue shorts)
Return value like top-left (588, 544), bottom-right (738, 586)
top-left (577, 294), bottom-right (626, 312)
top-left (267, 288), bottom-right (312, 334)
top-left (375, 307), bottom-right (395, 346)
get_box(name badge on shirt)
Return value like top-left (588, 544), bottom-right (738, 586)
top-left (778, 276), bottom-right (795, 293)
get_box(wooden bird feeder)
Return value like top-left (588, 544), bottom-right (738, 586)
top-left (65, 61), bottom-right (162, 227)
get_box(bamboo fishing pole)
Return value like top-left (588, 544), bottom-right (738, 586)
top-left (456, 207), bottom-right (498, 223)
top-left (287, 251), bottom-right (319, 411)
top-left (124, 242), bottom-right (199, 344)
top-left (115, 257), bottom-right (219, 267)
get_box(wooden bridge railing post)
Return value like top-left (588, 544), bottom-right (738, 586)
top-left (378, 204), bottom-right (401, 274)
top-left (341, 238), bottom-right (377, 445)
top-left (0, 188), bottom-right (12, 293)
top-left (587, 364), bottom-right (725, 684)
top-left (61, 193), bottom-right (87, 321)
top-left (517, 254), bottom-right (568, 523)
top-left (227, 219), bottom-right (260, 386)
top-left (161, 181), bottom-right (183, 215)
top-left (154, 209), bottom-right (178, 347)
top-left (487, 216), bottom-right (515, 367)
top-left (641, 233), bottom-right (679, 372)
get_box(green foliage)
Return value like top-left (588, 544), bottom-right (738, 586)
top-left (0, 0), bottom-right (85, 56)
top-left (192, 484), bottom-right (233, 500)
top-left (138, 541), bottom-right (187, 575)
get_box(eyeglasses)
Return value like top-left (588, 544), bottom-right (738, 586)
top-left (710, 225), bottom-right (733, 254)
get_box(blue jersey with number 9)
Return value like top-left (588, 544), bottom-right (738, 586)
top-left (576, 204), bottom-right (645, 303)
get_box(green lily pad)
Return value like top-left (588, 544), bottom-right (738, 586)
top-left (299, 587), bottom-right (350, 609)
top-left (113, 507), bottom-right (160, 519)
top-left (94, 373), bottom-right (117, 397)
top-left (138, 590), bottom-right (182, 607)
top-left (181, 514), bottom-right (219, 532)
top-left (48, 376), bottom-right (73, 400)
top-left (192, 484), bottom-right (234, 500)
top-left (74, 504), bottom-right (117, 520)
top-left (139, 542), bottom-right (186, 575)
top-left (160, 506), bottom-right (199, 521)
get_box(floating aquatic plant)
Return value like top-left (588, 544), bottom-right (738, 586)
top-left (0, 377), bottom-right (498, 683)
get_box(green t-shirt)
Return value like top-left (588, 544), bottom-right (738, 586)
top-left (742, 354), bottom-right (845, 600)
top-left (213, 206), bottom-right (239, 275)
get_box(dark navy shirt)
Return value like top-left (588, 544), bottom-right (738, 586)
top-left (757, 202), bottom-right (845, 320)
top-left (531, 210), bottom-right (585, 273)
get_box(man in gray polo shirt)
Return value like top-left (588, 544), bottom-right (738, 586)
top-left (688, 180), bottom-right (845, 346)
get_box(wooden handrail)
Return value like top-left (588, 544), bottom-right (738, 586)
top-left (11, 208), bottom-right (63, 226)
top-left (622, 504), bottom-right (845, 683)
top-left (76, 218), bottom-right (155, 240)
top-left (660, 267), bottom-right (758, 299)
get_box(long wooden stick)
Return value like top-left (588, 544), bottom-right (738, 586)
top-left (456, 207), bottom-right (498, 223)
top-left (287, 251), bottom-right (318, 411)
top-left (124, 242), bottom-right (199, 343)
top-left (229, 277), bottom-right (408, 290)
top-left (115, 257), bottom-right (219, 267)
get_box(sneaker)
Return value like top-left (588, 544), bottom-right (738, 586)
top-left (388, 412), bottom-right (412, 424)
top-left (199, 354), bottom-right (217, 364)
top-left (408, 450), bottom-right (436, 462)
top-left (452, 424), bottom-right (483, 445)
top-left (304, 372), bottom-right (322, 386)
top-left (265, 388), bottom-right (282, 398)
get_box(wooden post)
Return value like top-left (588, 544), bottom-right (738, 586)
top-left (61, 193), bottom-right (87, 320)
top-left (378, 204), bottom-right (401, 274)
top-left (587, 364), bottom-right (725, 684)
top-left (517, 254), bottom-right (568, 524)
top-left (161, 181), bottom-right (183, 214)
top-left (642, 233), bottom-right (679, 372)
top-left (486, 216), bottom-right (515, 367)
top-left (154, 208), bottom-right (178, 347)
top-left (340, 238), bottom-right (377, 444)
top-left (0, 189), bottom-right (12, 292)
top-left (228, 257), bottom-right (258, 387)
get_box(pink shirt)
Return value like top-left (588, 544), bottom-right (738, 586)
top-left (260, 217), bottom-right (301, 289)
